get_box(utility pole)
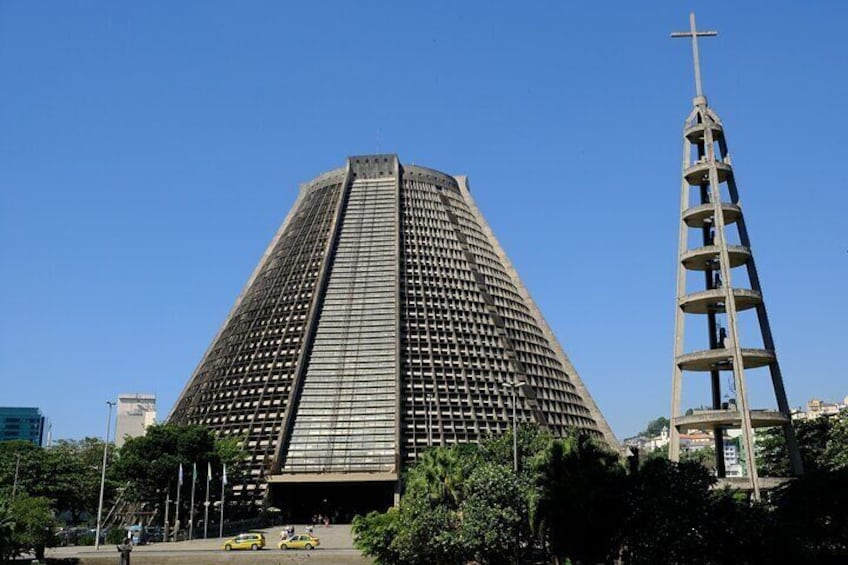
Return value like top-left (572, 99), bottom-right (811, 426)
top-left (94, 400), bottom-right (115, 550)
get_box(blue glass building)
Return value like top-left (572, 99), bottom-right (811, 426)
top-left (0, 407), bottom-right (45, 445)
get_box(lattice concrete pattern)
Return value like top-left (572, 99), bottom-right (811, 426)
top-left (169, 155), bottom-right (617, 512)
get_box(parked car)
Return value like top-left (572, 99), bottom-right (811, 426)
top-left (223, 532), bottom-right (266, 551)
top-left (279, 534), bottom-right (320, 550)
top-left (146, 527), bottom-right (164, 543)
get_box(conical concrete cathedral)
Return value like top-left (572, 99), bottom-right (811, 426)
top-left (170, 155), bottom-right (616, 516)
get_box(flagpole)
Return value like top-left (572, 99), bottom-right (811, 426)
top-left (189, 463), bottom-right (197, 540)
top-left (163, 491), bottom-right (170, 543)
top-left (174, 464), bottom-right (182, 543)
top-left (204, 462), bottom-right (211, 539)
top-left (219, 463), bottom-right (226, 538)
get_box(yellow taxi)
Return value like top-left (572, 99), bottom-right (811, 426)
top-left (223, 532), bottom-right (266, 551)
top-left (278, 533), bottom-right (320, 550)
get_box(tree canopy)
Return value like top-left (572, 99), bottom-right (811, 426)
top-left (758, 409), bottom-right (848, 476)
top-left (0, 438), bottom-right (116, 524)
top-left (354, 419), bottom-right (848, 564)
top-left (111, 423), bottom-right (245, 521)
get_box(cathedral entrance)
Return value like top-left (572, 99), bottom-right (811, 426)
top-left (267, 477), bottom-right (397, 524)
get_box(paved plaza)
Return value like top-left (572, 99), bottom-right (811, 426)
top-left (46, 524), bottom-right (370, 564)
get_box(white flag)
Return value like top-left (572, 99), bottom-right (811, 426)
top-left (178, 463), bottom-right (184, 486)
top-left (207, 461), bottom-right (212, 484)
top-left (222, 463), bottom-right (228, 485)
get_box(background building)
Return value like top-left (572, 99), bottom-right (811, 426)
top-left (792, 397), bottom-right (848, 421)
top-left (169, 155), bottom-right (617, 517)
top-left (0, 407), bottom-right (45, 445)
top-left (114, 393), bottom-right (157, 447)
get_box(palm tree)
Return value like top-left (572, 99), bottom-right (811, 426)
top-left (406, 445), bottom-right (478, 508)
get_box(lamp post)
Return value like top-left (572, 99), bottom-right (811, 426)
top-left (503, 380), bottom-right (523, 473)
top-left (94, 400), bottom-right (115, 550)
top-left (425, 393), bottom-right (433, 447)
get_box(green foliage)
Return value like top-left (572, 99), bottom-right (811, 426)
top-left (4, 495), bottom-right (58, 561)
top-left (112, 423), bottom-right (246, 520)
top-left (391, 488), bottom-right (464, 565)
top-left (758, 410), bottom-right (848, 475)
top-left (822, 411), bottom-right (848, 471)
top-left (458, 462), bottom-right (528, 565)
top-left (353, 416), bottom-right (848, 564)
top-left (44, 438), bottom-right (118, 522)
top-left (355, 427), bottom-right (548, 565)
top-left (622, 459), bottom-right (716, 564)
top-left (0, 498), bottom-right (16, 562)
top-left (638, 416), bottom-right (670, 438)
top-left (106, 526), bottom-right (128, 545)
top-left (641, 442), bottom-right (668, 463)
top-left (404, 444), bottom-right (479, 507)
top-left (768, 469), bottom-right (848, 561)
top-left (352, 508), bottom-right (401, 565)
top-left (0, 438), bottom-right (115, 525)
top-left (0, 441), bottom-right (47, 500)
top-left (531, 432), bottom-right (626, 565)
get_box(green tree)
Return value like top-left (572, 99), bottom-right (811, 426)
top-left (459, 462), bottom-right (528, 565)
top-left (0, 441), bottom-right (47, 499)
top-left (0, 498), bottom-right (16, 563)
top-left (823, 410), bottom-right (848, 470)
top-left (769, 469), bottom-right (848, 562)
top-left (43, 438), bottom-right (117, 522)
top-left (112, 423), bottom-right (245, 521)
top-left (405, 444), bottom-right (478, 508)
top-left (531, 432), bottom-right (626, 565)
top-left (638, 417), bottom-right (670, 438)
top-left (622, 458), bottom-right (716, 564)
top-left (7, 495), bottom-right (58, 561)
top-left (758, 411), bottom-right (847, 475)
top-left (390, 487), bottom-right (464, 565)
top-left (355, 428), bottom-right (550, 565)
top-left (352, 508), bottom-right (401, 565)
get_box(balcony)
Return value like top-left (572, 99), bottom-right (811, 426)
top-left (681, 245), bottom-right (751, 271)
top-left (679, 288), bottom-right (762, 314)
top-left (684, 160), bottom-right (732, 186)
top-left (684, 122), bottom-right (724, 144)
top-left (676, 348), bottom-right (775, 371)
top-left (674, 409), bottom-right (789, 431)
top-left (682, 202), bottom-right (742, 228)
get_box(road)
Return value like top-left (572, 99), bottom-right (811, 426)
top-left (47, 524), bottom-right (372, 564)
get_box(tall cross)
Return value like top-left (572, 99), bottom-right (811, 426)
top-left (671, 12), bottom-right (718, 97)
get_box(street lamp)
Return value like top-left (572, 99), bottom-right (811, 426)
top-left (502, 380), bottom-right (524, 473)
top-left (95, 400), bottom-right (115, 550)
top-left (425, 393), bottom-right (434, 447)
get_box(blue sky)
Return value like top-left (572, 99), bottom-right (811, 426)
top-left (1, 1), bottom-right (845, 441)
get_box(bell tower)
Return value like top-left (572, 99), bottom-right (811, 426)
top-left (669, 13), bottom-right (803, 499)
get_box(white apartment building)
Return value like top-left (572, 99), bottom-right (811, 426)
top-left (114, 393), bottom-right (156, 447)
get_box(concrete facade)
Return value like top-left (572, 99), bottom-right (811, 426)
top-left (115, 393), bottom-right (157, 448)
top-left (169, 155), bottom-right (618, 513)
